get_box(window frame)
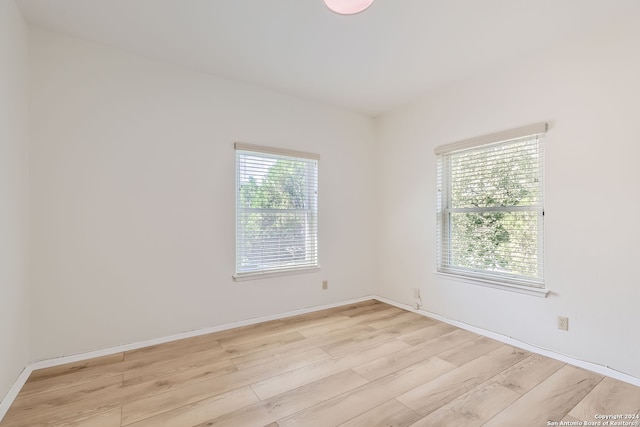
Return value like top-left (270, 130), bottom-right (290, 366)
top-left (435, 123), bottom-right (548, 296)
top-left (233, 143), bottom-right (319, 281)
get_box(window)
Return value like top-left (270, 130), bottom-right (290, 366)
top-left (234, 143), bottom-right (319, 280)
top-left (436, 123), bottom-right (546, 290)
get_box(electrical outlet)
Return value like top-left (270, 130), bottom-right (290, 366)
top-left (557, 316), bottom-right (569, 331)
top-left (413, 288), bottom-right (421, 299)
top-left (322, 280), bottom-right (328, 290)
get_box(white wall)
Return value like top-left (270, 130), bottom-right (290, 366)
top-left (376, 13), bottom-right (640, 378)
top-left (24, 5), bottom-right (640, 383)
top-left (0, 0), bottom-right (30, 402)
top-left (29, 29), bottom-right (377, 360)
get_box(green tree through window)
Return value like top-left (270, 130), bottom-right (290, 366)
top-left (235, 146), bottom-right (318, 277)
top-left (437, 129), bottom-right (545, 287)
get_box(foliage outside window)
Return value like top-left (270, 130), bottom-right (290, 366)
top-left (436, 126), bottom-right (545, 288)
top-left (235, 144), bottom-right (318, 279)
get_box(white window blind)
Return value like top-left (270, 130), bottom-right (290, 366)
top-left (436, 124), bottom-right (546, 288)
top-left (235, 143), bottom-right (319, 279)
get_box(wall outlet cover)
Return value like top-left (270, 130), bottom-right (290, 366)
top-left (558, 316), bottom-right (569, 331)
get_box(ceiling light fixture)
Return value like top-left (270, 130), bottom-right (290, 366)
top-left (324, 0), bottom-right (374, 15)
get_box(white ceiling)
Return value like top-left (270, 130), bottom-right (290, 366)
top-left (16, 0), bottom-right (640, 116)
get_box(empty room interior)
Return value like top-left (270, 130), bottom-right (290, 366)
top-left (2, 0), bottom-right (640, 426)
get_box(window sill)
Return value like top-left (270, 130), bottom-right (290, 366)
top-left (233, 266), bottom-right (320, 282)
top-left (435, 272), bottom-right (549, 298)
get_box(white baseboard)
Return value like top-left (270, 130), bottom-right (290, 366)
top-left (0, 367), bottom-right (31, 422)
top-left (0, 295), bottom-right (374, 422)
top-left (374, 296), bottom-right (640, 388)
top-left (3, 294), bottom-right (639, 422)
top-left (29, 295), bottom-right (375, 371)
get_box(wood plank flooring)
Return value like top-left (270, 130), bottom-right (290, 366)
top-left (2, 300), bottom-right (640, 426)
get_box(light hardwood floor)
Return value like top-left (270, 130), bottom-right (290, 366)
top-left (2, 300), bottom-right (640, 426)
